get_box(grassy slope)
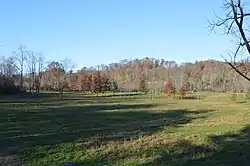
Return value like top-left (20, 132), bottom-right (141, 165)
top-left (0, 92), bottom-right (250, 166)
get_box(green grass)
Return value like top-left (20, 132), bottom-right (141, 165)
top-left (1, 92), bottom-right (250, 165)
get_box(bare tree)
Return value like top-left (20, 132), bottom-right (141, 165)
top-left (12, 46), bottom-right (28, 91)
top-left (25, 51), bottom-right (38, 93)
top-left (0, 56), bottom-right (18, 79)
top-left (24, 50), bottom-right (45, 93)
top-left (0, 56), bottom-right (4, 76)
top-left (36, 54), bottom-right (44, 93)
top-left (209, 0), bottom-right (250, 81)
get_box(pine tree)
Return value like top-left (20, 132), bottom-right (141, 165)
top-left (139, 74), bottom-right (148, 92)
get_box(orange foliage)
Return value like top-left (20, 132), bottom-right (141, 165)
top-left (164, 80), bottom-right (176, 97)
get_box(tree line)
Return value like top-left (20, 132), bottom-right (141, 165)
top-left (1, 45), bottom-right (250, 98)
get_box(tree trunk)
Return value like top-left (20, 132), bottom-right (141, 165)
top-left (59, 89), bottom-right (63, 100)
top-left (29, 76), bottom-right (32, 93)
top-left (29, 85), bottom-right (32, 93)
top-left (32, 72), bottom-right (35, 94)
top-left (20, 72), bottom-right (23, 91)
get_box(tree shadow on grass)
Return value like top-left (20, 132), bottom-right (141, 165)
top-left (237, 101), bottom-right (247, 104)
top-left (0, 99), bottom-right (214, 165)
top-left (141, 125), bottom-right (250, 166)
top-left (180, 96), bottom-right (199, 100)
top-left (0, 92), bottom-right (147, 106)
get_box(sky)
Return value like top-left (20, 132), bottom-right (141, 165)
top-left (0, 0), bottom-right (236, 70)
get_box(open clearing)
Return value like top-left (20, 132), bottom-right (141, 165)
top-left (1, 92), bottom-right (250, 166)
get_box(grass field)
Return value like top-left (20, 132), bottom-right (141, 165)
top-left (1, 92), bottom-right (250, 166)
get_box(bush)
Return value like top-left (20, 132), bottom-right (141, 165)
top-left (245, 88), bottom-right (250, 99)
top-left (0, 77), bottom-right (20, 95)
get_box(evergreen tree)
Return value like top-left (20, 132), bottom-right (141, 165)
top-left (139, 74), bottom-right (148, 92)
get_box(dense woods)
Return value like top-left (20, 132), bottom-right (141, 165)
top-left (1, 48), bottom-right (250, 96)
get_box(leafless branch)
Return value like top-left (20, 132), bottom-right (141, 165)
top-left (210, 0), bottom-right (250, 82)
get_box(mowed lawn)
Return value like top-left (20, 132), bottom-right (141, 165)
top-left (1, 92), bottom-right (250, 166)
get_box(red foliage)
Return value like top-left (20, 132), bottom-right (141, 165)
top-left (78, 74), bottom-right (92, 92)
top-left (164, 80), bottom-right (176, 97)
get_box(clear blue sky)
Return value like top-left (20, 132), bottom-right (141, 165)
top-left (0, 0), bottom-right (234, 69)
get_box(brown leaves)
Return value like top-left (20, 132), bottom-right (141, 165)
top-left (164, 80), bottom-right (176, 97)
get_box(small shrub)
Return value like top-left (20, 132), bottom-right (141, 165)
top-left (231, 93), bottom-right (237, 103)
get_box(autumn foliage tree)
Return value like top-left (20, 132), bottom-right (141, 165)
top-left (46, 61), bottom-right (67, 99)
top-left (78, 73), bottom-right (92, 92)
top-left (91, 71), bottom-right (103, 95)
top-left (66, 72), bottom-right (78, 91)
top-left (164, 79), bottom-right (176, 98)
top-left (76, 69), bottom-right (116, 94)
top-left (45, 59), bottom-right (74, 99)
